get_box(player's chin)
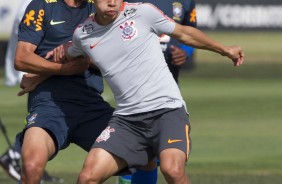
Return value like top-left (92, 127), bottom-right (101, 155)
top-left (105, 11), bottom-right (118, 18)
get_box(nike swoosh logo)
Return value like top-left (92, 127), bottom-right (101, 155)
top-left (90, 43), bottom-right (98, 49)
top-left (50, 20), bottom-right (65, 25)
top-left (168, 139), bottom-right (183, 144)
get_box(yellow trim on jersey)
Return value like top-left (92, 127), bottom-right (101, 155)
top-left (24, 113), bottom-right (30, 125)
top-left (45, 0), bottom-right (57, 3)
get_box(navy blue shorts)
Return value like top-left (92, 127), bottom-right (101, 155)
top-left (20, 90), bottom-right (114, 158)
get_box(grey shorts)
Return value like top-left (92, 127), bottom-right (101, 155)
top-left (92, 106), bottom-right (191, 173)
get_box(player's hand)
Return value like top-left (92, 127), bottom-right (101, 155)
top-left (45, 42), bottom-right (72, 63)
top-left (45, 45), bottom-right (67, 63)
top-left (18, 74), bottom-right (49, 96)
top-left (60, 56), bottom-right (89, 75)
top-left (223, 46), bottom-right (245, 67)
top-left (170, 45), bottom-right (188, 66)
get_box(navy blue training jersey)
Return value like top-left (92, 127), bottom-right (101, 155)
top-left (18, 0), bottom-right (104, 103)
top-left (19, 0), bottom-right (95, 57)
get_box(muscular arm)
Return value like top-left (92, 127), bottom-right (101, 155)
top-left (171, 24), bottom-right (244, 66)
top-left (14, 41), bottom-right (88, 75)
top-left (14, 41), bottom-right (62, 75)
top-left (14, 41), bottom-right (89, 95)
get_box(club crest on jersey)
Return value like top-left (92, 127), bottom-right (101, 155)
top-left (96, 126), bottom-right (115, 143)
top-left (172, 2), bottom-right (183, 21)
top-left (82, 23), bottom-right (94, 34)
top-left (123, 8), bottom-right (137, 18)
top-left (119, 20), bottom-right (137, 41)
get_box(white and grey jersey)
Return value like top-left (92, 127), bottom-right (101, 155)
top-left (68, 2), bottom-right (187, 115)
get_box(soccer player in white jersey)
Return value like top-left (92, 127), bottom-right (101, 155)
top-left (51, 0), bottom-right (244, 183)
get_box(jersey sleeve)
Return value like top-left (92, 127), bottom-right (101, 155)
top-left (182, 0), bottom-right (197, 28)
top-left (67, 26), bottom-right (85, 58)
top-left (18, 0), bottom-right (48, 46)
top-left (142, 3), bottom-right (176, 36)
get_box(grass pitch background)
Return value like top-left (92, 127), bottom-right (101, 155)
top-left (0, 31), bottom-right (282, 183)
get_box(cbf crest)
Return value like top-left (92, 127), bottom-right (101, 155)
top-left (82, 23), bottom-right (94, 34)
top-left (119, 20), bottom-right (137, 41)
top-left (96, 126), bottom-right (115, 143)
top-left (172, 2), bottom-right (183, 21)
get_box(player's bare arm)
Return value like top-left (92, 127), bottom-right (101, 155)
top-left (17, 73), bottom-right (50, 96)
top-left (14, 41), bottom-right (88, 75)
top-left (171, 24), bottom-right (245, 66)
top-left (15, 41), bottom-right (62, 74)
top-left (14, 41), bottom-right (89, 96)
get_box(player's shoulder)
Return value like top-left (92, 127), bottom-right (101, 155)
top-left (123, 2), bottom-right (161, 14)
top-left (176, 0), bottom-right (194, 4)
top-left (75, 16), bottom-right (95, 33)
top-left (84, 0), bottom-right (95, 8)
top-left (182, 0), bottom-right (195, 8)
top-left (124, 2), bottom-right (155, 9)
top-left (29, 0), bottom-right (58, 6)
top-left (26, 0), bottom-right (57, 11)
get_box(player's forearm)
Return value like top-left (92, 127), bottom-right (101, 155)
top-left (22, 73), bottom-right (51, 88)
top-left (172, 25), bottom-right (228, 56)
top-left (15, 53), bottom-right (62, 75)
top-left (17, 73), bottom-right (52, 96)
top-left (30, 73), bottom-right (52, 83)
top-left (14, 42), bottom-right (63, 75)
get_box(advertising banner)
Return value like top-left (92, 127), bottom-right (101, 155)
top-left (196, 0), bottom-right (282, 30)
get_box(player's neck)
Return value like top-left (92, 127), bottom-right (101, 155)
top-left (95, 12), bottom-right (120, 26)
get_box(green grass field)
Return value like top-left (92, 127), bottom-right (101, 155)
top-left (0, 32), bottom-right (282, 183)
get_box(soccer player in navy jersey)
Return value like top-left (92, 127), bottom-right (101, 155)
top-left (14, 0), bottom-right (159, 183)
top-left (14, 0), bottom-right (112, 183)
top-left (1, 0), bottom-right (61, 183)
top-left (13, 0), bottom-right (112, 183)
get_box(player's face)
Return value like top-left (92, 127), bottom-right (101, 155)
top-left (94, 0), bottom-right (123, 25)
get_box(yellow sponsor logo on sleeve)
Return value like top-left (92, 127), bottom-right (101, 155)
top-left (35, 10), bottom-right (44, 31)
top-left (24, 9), bottom-right (45, 31)
top-left (190, 8), bottom-right (196, 23)
top-left (24, 10), bottom-right (35, 26)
